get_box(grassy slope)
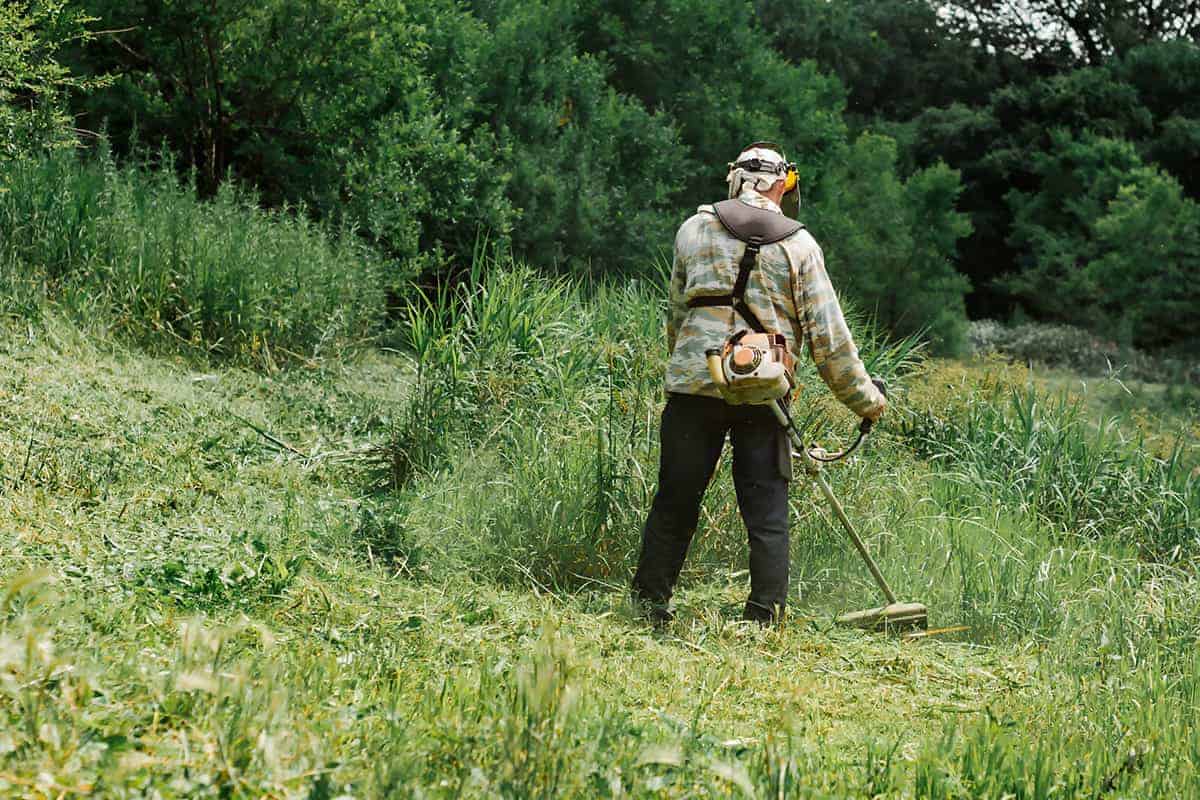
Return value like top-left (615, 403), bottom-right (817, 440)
top-left (1, 321), bottom-right (1197, 797)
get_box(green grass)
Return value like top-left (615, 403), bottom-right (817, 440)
top-left (0, 150), bottom-right (385, 365)
top-left (1, 246), bottom-right (1199, 795)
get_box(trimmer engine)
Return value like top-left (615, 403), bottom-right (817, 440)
top-left (706, 331), bottom-right (794, 405)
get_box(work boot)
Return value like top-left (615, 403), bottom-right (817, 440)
top-left (631, 593), bottom-right (674, 625)
top-left (742, 599), bottom-right (783, 626)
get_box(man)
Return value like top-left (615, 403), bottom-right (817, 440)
top-left (632, 142), bottom-right (887, 624)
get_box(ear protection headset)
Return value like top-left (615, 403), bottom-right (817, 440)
top-left (731, 141), bottom-right (800, 217)
top-left (733, 141), bottom-right (798, 194)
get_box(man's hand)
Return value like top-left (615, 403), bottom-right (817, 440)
top-left (862, 377), bottom-right (888, 427)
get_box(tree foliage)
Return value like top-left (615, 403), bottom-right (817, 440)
top-left (1090, 170), bottom-right (1200, 348)
top-left (461, 0), bottom-right (684, 275)
top-left (810, 134), bottom-right (972, 354)
top-left (756, 0), bottom-right (1012, 124)
top-left (0, 0), bottom-right (106, 157)
top-left (941, 0), bottom-right (1200, 67)
top-left (906, 39), bottom-right (1200, 330)
top-left (1003, 131), bottom-right (1146, 323)
top-left (50, 0), bottom-right (1033, 352)
top-left (570, 0), bottom-right (847, 209)
top-left (1003, 130), bottom-right (1200, 349)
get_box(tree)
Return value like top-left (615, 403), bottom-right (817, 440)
top-left (461, 0), bottom-right (685, 275)
top-left (941, 0), bottom-right (1200, 67)
top-left (808, 133), bottom-right (972, 354)
top-left (1, 0), bottom-right (106, 158)
top-left (1116, 41), bottom-right (1200, 195)
top-left (755, 0), bottom-right (1013, 125)
top-left (1002, 131), bottom-right (1160, 336)
top-left (569, 0), bottom-right (847, 210)
top-left (908, 43), bottom-right (1200, 320)
top-left (1089, 169), bottom-right (1200, 348)
top-left (69, 0), bottom-right (512, 281)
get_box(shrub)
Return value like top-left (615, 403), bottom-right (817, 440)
top-left (0, 150), bottom-right (384, 363)
top-left (69, 0), bottom-right (510, 282)
top-left (968, 319), bottom-right (1200, 386)
top-left (0, 1), bottom-right (107, 157)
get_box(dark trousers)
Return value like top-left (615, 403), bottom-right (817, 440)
top-left (632, 393), bottom-right (792, 621)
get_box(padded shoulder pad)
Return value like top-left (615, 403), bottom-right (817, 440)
top-left (712, 199), bottom-right (803, 244)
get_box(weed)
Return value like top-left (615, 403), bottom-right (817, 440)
top-left (0, 149), bottom-right (384, 365)
top-left (900, 382), bottom-right (1198, 557)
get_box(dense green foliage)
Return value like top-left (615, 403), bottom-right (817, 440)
top-left (60, 0), bottom-right (514, 283)
top-left (47, 0), bottom-right (972, 350)
top-left (1003, 132), bottom-right (1200, 348)
top-left (7, 0), bottom-right (1200, 355)
top-left (907, 40), bottom-right (1200, 334)
top-left (1, 2), bottom-right (1199, 796)
top-left (808, 134), bottom-right (972, 353)
top-left (0, 0), bottom-right (107, 157)
top-left (0, 150), bottom-right (383, 363)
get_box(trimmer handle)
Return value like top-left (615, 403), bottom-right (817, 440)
top-left (859, 377), bottom-right (888, 435)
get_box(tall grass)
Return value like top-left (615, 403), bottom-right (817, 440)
top-left (372, 250), bottom-right (923, 590)
top-left (900, 384), bottom-right (1198, 558)
top-left (0, 149), bottom-right (384, 363)
top-left (4, 290), bottom-right (1200, 795)
top-left (373, 252), bottom-right (1199, 666)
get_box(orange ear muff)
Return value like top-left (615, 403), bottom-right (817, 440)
top-left (784, 168), bottom-right (798, 193)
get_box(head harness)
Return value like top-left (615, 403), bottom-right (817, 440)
top-left (726, 141), bottom-right (800, 217)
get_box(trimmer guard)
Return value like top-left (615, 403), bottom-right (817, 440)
top-left (835, 602), bottom-right (928, 633)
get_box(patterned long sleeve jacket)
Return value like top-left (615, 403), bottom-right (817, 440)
top-left (664, 190), bottom-right (886, 419)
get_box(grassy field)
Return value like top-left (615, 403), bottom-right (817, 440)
top-left (1, 155), bottom-right (1198, 797)
top-left (1, 300), bottom-right (1197, 797)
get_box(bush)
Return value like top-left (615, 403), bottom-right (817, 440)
top-left (69, 0), bottom-right (510, 283)
top-left (0, 150), bottom-right (384, 363)
top-left (968, 319), bottom-right (1200, 386)
top-left (0, 1), bottom-right (106, 157)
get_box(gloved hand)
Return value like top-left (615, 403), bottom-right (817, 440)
top-left (859, 377), bottom-right (888, 433)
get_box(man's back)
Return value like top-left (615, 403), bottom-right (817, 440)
top-left (665, 191), bottom-right (884, 419)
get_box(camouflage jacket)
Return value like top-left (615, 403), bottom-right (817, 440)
top-left (665, 190), bottom-right (886, 418)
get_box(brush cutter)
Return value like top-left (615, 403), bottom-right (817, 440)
top-left (704, 347), bottom-right (927, 633)
top-left (771, 395), bottom-right (927, 633)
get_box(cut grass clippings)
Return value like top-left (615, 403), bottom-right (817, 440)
top-left (1, 312), bottom-right (1199, 796)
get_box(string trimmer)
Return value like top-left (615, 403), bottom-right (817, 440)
top-left (771, 391), bottom-right (927, 633)
top-left (704, 344), bottom-right (927, 633)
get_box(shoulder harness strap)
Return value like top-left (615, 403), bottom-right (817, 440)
top-left (710, 199), bottom-right (803, 245)
top-left (687, 200), bottom-right (804, 333)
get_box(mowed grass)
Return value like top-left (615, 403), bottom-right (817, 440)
top-left (1, 304), bottom-right (1199, 797)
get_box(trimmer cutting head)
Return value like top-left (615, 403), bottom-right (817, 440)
top-left (836, 602), bottom-right (928, 633)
